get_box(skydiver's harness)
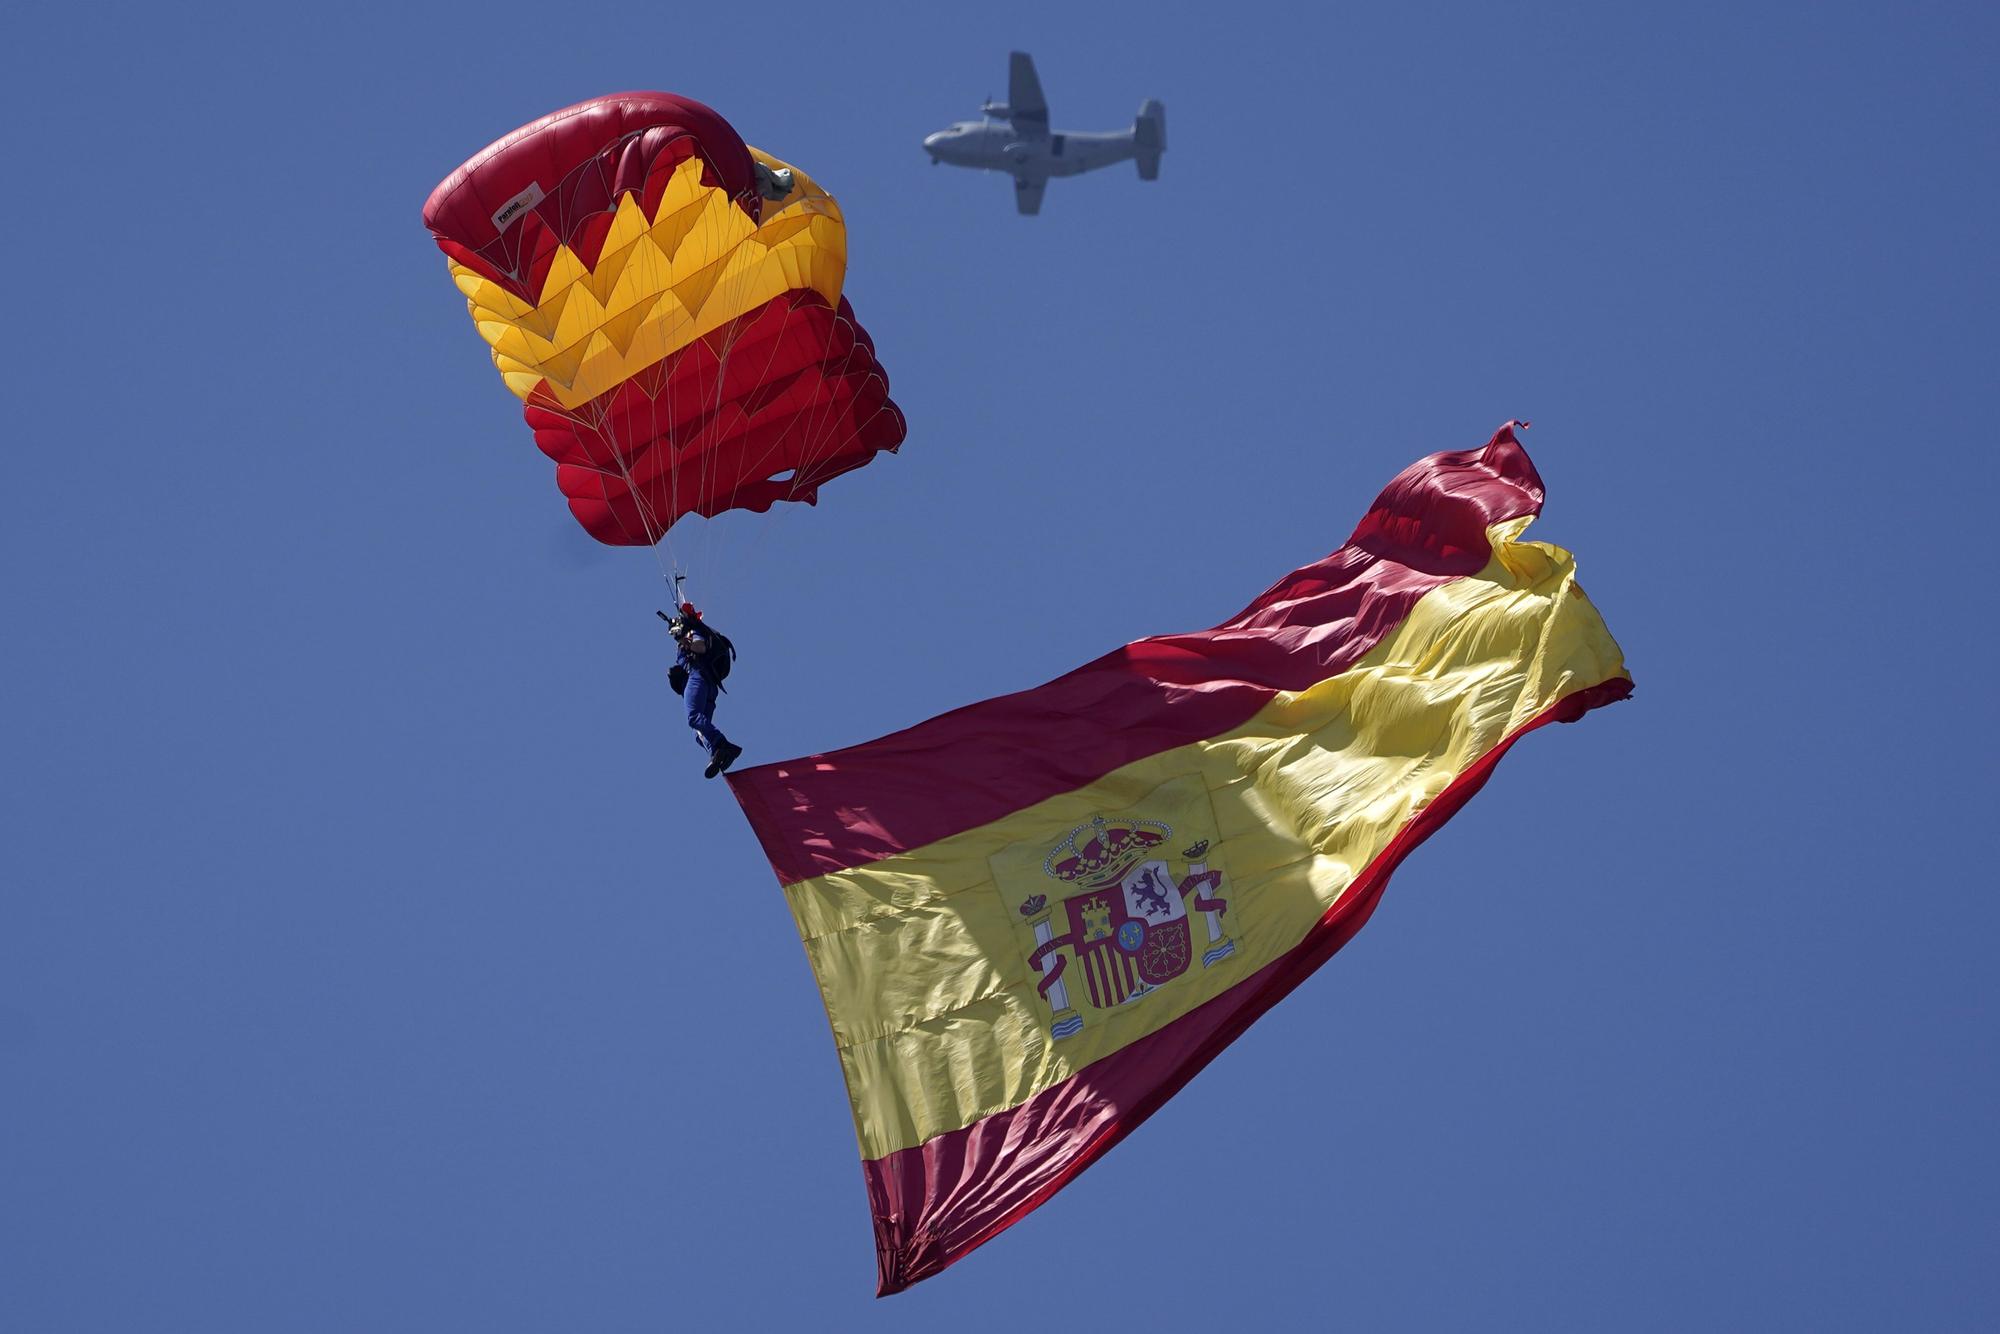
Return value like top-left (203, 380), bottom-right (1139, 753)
top-left (660, 608), bottom-right (736, 696)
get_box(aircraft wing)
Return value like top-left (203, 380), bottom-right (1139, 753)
top-left (1008, 51), bottom-right (1050, 133)
top-left (1013, 174), bottom-right (1046, 216)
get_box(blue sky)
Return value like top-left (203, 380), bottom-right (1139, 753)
top-left (5, 2), bottom-right (1996, 1328)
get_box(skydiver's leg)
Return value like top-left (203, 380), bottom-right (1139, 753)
top-left (684, 675), bottom-right (730, 754)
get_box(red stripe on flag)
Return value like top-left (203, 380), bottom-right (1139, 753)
top-left (860, 675), bottom-right (1632, 1294)
top-left (730, 427), bottom-right (1548, 883)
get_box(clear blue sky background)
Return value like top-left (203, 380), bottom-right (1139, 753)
top-left (6, 2), bottom-right (1996, 1329)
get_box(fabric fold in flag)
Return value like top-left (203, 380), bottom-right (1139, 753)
top-left (728, 423), bottom-right (1632, 1294)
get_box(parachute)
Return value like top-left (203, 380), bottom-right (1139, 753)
top-left (423, 93), bottom-right (906, 546)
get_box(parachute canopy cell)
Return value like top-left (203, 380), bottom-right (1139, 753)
top-left (423, 93), bottom-right (906, 544)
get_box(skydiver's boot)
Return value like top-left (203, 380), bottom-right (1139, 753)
top-left (704, 741), bottom-right (743, 779)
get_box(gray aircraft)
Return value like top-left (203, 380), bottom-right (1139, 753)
top-left (923, 52), bottom-right (1165, 215)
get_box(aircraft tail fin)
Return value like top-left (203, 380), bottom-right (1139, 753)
top-left (1134, 99), bottom-right (1165, 180)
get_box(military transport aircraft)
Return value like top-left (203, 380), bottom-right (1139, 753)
top-left (922, 52), bottom-right (1165, 215)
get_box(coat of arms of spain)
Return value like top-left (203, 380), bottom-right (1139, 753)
top-left (1015, 814), bottom-right (1235, 1042)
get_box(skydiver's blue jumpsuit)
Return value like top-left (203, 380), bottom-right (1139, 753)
top-left (676, 635), bottom-right (732, 757)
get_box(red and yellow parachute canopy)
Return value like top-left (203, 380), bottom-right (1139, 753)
top-left (423, 93), bottom-right (906, 544)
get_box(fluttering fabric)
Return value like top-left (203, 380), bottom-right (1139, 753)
top-left (729, 425), bottom-right (1632, 1293)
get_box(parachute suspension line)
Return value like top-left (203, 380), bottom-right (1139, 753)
top-left (711, 191), bottom-right (863, 591)
top-left (646, 164), bottom-right (885, 615)
top-left (679, 199), bottom-right (740, 608)
top-left (659, 188), bottom-right (762, 610)
top-left (560, 132), bottom-right (700, 602)
top-left (636, 158), bottom-right (857, 615)
top-left (575, 388), bottom-right (671, 578)
top-left (539, 141), bottom-right (878, 617)
top-left (608, 147), bottom-right (700, 605)
top-left (787, 303), bottom-right (868, 503)
top-left (685, 186), bottom-right (794, 609)
top-left (637, 162), bottom-right (689, 587)
top-left (702, 279), bottom-right (803, 606)
top-left (712, 289), bottom-right (893, 608)
top-left (743, 297), bottom-right (878, 549)
top-left (542, 139), bottom-right (678, 591)
top-left (709, 183), bottom-right (796, 598)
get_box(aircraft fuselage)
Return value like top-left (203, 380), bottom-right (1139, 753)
top-left (923, 121), bottom-right (1140, 178)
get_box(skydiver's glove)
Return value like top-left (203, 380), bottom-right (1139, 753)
top-left (669, 665), bottom-right (689, 696)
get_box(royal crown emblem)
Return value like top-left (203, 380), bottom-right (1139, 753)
top-left (1044, 816), bottom-right (1173, 884)
top-left (1017, 816), bottom-right (1235, 1043)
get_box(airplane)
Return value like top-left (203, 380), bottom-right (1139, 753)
top-left (922, 52), bottom-right (1165, 215)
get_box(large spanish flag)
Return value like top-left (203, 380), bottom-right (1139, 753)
top-left (729, 425), bottom-right (1631, 1293)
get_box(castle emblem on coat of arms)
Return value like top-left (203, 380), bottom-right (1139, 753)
top-left (1017, 815), bottom-right (1234, 1042)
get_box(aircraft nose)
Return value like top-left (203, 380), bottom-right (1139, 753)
top-left (922, 131), bottom-right (945, 156)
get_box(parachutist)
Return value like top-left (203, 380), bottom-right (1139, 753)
top-left (664, 603), bottom-right (742, 778)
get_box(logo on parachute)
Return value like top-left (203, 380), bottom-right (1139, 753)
top-left (489, 181), bottom-right (545, 234)
top-left (1018, 815), bottom-right (1235, 1043)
